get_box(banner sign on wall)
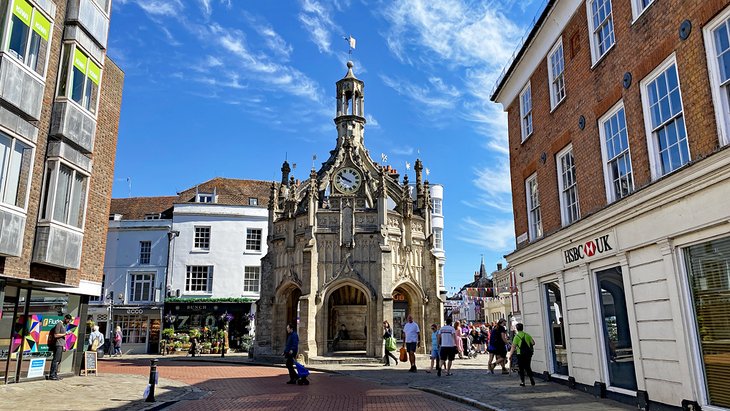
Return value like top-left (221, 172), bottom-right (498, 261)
top-left (561, 230), bottom-right (618, 268)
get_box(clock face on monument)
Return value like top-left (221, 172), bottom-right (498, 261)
top-left (334, 167), bottom-right (362, 194)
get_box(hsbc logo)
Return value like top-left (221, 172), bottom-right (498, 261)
top-left (563, 234), bottom-right (614, 265)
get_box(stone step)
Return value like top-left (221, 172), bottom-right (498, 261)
top-left (308, 354), bottom-right (382, 365)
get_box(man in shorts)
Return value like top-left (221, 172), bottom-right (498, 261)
top-left (438, 317), bottom-right (457, 376)
top-left (401, 314), bottom-right (420, 372)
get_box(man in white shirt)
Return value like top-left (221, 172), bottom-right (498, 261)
top-left (401, 314), bottom-right (421, 372)
top-left (438, 317), bottom-right (457, 376)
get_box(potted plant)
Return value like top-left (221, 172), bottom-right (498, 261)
top-left (189, 328), bottom-right (201, 339)
top-left (173, 341), bottom-right (183, 352)
top-left (201, 342), bottom-right (212, 354)
top-left (162, 328), bottom-right (175, 341)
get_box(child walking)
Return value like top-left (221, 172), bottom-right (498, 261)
top-left (427, 324), bottom-right (440, 374)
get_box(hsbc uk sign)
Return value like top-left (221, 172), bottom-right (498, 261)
top-left (562, 231), bottom-right (617, 267)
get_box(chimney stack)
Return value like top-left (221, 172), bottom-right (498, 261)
top-left (497, 263), bottom-right (503, 271)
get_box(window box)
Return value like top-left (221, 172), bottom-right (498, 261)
top-left (32, 221), bottom-right (83, 269)
top-left (65, 0), bottom-right (110, 49)
top-left (0, 53), bottom-right (44, 120)
top-left (49, 100), bottom-right (96, 153)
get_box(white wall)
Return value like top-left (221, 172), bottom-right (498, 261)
top-left (169, 203), bottom-right (268, 299)
top-left (97, 219), bottom-right (171, 306)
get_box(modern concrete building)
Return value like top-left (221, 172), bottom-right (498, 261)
top-left (492, 0), bottom-right (730, 409)
top-left (255, 62), bottom-right (446, 360)
top-left (0, 0), bottom-right (122, 383)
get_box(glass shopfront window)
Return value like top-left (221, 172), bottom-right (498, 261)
top-left (545, 282), bottom-right (569, 375)
top-left (685, 236), bottom-right (730, 408)
top-left (596, 267), bottom-right (637, 390)
top-left (1, 287), bottom-right (81, 384)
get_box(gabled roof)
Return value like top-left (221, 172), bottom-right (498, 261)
top-left (110, 196), bottom-right (176, 220)
top-left (176, 177), bottom-right (271, 206)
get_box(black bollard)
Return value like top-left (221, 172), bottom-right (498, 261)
top-left (145, 359), bottom-right (158, 402)
top-left (220, 338), bottom-right (225, 358)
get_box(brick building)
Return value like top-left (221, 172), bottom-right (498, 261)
top-left (0, 0), bottom-right (122, 383)
top-left (492, 0), bottom-right (730, 409)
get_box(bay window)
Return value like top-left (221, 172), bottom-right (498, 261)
top-left (5, 0), bottom-right (52, 76)
top-left (40, 160), bottom-right (89, 229)
top-left (57, 44), bottom-right (101, 114)
top-left (0, 132), bottom-right (33, 209)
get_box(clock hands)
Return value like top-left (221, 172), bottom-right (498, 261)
top-left (340, 175), bottom-right (353, 184)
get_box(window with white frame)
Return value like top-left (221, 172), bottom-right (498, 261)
top-left (704, 8), bottom-right (730, 147)
top-left (433, 227), bottom-right (443, 249)
top-left (437, 263), bottom-right (444, 288)
top-left (185, 265), bottom-right (213, 293)
top-left (432, 198), bottom-right (443, 215)
top-left (243, 266), bottom-right (261, 293)
top-left (245, 228), bottom-right (262, 252)
top-left (40, 160), bottom-right (89, 229)
top-left (0, 132), bottom-right (33, 210)
top-left (193, 226), bottom-right (210, 250)
top-left (520, 83), bottom-right (533, 141)
top-left (548, 39), bottom-right (566, 109)
top-left (144, 213), bottom-right (161, 220)
top-left (196, 193), bottom-right (213, 203)
top-left (557, 145), bottom-right (580, 226)
top-left (139, 241), bottom-right (151, 265)
top-left (92, 0), bottom-right (112, 14)
top-left (57, 44), bottom-right (101, 114)
top-left (129, 272), bottom-right (154, 302)
top-left (6, 0), bottom-right (52, 77)
top-left (587, 0), bottom-right (615, 64)
top-left (599, 102), bottom-right (635, 202)
top-left (640, 56), bottom-right (690, 179)
top-left (525, 173), bottom-right (542, 241)
top-left (630, 0), bottom-right (655, 20)
top-left (248, 197), bottom-right (258, 206)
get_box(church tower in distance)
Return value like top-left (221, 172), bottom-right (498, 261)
top-left (255, 61), bottom-right (445, 360)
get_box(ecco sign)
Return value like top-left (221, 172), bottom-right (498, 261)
top-left (561, 231), bottom-right (617, 267)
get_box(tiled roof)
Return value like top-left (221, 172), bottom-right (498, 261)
top-left (110, 196), bottom-right (176, 220)
top-left (176, 177), bottom-right (271, 207)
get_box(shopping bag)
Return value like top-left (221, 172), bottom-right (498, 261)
top-left (385, 337), bottom-right (397, 352)
top-left (399, 346), bottom-right (407, 362)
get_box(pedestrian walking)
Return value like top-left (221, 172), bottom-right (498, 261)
top-left (454, 321), bottom-right (464, 359)
top-left (401, 314), bottom-right (420, 372)
top-left (284, 323), bottom-right (299, 384)
top-left (48, 314), bottom-right (72, 380)
top-left (382, 321), bottom-right (398, 366)
top-left (438, 318), bottom-right (457, 376)
top-left (113, 326), bottom-right (123, 356)
top-left (508, 323), bottom-right (536, 386)
top-left (427, 324), bottom-right (439, 373)
top-left (88, 325), bottom-right (104, 353)
top-left (488, 319), bottom-right (510, 374)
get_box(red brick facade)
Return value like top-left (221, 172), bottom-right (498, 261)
top-left (0, 4), bottom-right (123, 287)
top-left (503, 0), bottom-right (729, 247)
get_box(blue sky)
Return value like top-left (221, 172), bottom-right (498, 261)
top-left (108, 0), bottom-right (545, 293)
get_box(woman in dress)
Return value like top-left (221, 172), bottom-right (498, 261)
top-left (454, 321), bottom-right (464, 359)
top-left (113, 326), bottom-right (123, 356)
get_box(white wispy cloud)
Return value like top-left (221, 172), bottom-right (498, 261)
top-left (365, 114), bottom-right (380, 128)
top-left (136, 0), bottom-right (184, 17)
top-left (470, 159), bottom-right (513, 213)
top-left (457, 217), bottom-right (515, 251)
top-left (298, 0), bottom-right (341, 54)
top-left (391, 146), bottom-right (414, 156)
top-left (198, 0), bottom-right (212, 17)
top-left (380, 75), bottom-right (460, 114)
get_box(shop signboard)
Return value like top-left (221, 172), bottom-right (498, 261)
top-left (165, 302), bottom-right (252, 349)
top-left (561, 230), bottom-right (618, 268)
top-left (26, 358), bottom-right (46, 378)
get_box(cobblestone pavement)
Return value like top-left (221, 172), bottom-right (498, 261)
top-left (151, 352), bottom-right (635, 411)
top-left (0, 353), bottom-right (637, 411)
top-left (99, 357), bottom-right (477, 410)
top-left (0, 372), bottom-right (190, 411)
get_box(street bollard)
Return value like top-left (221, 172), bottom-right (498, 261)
top-left (145, 359), bottom-right (158, 402)
top-left (220, 338), bottom-right (225, 358)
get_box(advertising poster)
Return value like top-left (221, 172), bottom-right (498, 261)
top-left (10, 315), bottom-right (81, 353)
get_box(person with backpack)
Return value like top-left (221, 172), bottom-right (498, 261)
top-left (88, 325), bottom-right (105, 354)
top-left (508, 322), bottom-right (536, 386)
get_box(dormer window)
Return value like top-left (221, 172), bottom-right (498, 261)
top-left (248, 197), bottom-right (258, 206)
top-left (196, 193), bottom-right (214, 203)
top-left (144, 213), bottom-right (161, 220)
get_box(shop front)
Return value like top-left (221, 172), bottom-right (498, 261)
top-left (509, 155), bottom-right (730, 409)
top-left (0, 282), bottom-right (87, 384)
top-left (163, 301), bottom-right (254, 351)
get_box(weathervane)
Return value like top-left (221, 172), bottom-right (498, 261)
top-left (343, 35), bottom-right (356, 57)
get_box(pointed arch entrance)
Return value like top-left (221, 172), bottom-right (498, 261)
top-left (274, 284), bottom-right (302, 354)
top-left (392, 283), bottom-right (423, 345)
top-left (326, 284), bottom-right (367, 353)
